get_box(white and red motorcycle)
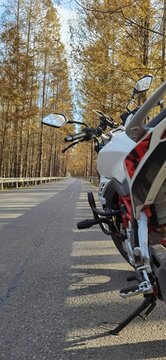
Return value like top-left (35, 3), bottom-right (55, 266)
top-left (42, 76), bottom-right (166, 334)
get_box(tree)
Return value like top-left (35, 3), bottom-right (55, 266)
top-left (0, 0), bottom-right (72, 178)
top-left (68, 0), bottom-right (164, 176)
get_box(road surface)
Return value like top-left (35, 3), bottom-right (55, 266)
top-left (0, 178), bottom-right (165, 359)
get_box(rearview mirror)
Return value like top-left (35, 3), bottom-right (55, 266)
top-left (42, 113), bottom-right (67, 128)
top-left (133, 75), bottom-right (153, 94)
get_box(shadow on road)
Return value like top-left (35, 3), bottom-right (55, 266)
top-left (64, 338), bottom-right (166, 359)
top-left (63, 181), bottom-right (166, 359)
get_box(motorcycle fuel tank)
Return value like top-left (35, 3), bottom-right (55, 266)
top-left (97, 130), bottom-right (135, 183)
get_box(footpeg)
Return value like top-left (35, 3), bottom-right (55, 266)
top-left (127, 275), bottom-right (137, 282)
top-left (77, 219), bottom-right (99, 229)
top-left (120, 284), bottom-right (140, 297)
top-left (77, 217), bottom-right (113, 230)
top-left (120, 281), bottom-right (153, 298)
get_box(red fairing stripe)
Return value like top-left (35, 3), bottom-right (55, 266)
top-left (125, 133), bottom-right (151, 178)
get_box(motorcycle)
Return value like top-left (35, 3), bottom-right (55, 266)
top-left (42, 76), bottom-right (166, 334)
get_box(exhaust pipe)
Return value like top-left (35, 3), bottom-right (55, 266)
top-left (125, 81), bottom-right (166, 141)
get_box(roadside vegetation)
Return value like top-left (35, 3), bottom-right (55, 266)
top-left (0, 0), bottom-right (166, 178)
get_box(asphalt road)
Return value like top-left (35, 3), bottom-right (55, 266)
top-left (0, 178), bottom-right (165, 360)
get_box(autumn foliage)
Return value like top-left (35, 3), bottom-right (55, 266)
top-left (0, 0), bottom-right (166, 178)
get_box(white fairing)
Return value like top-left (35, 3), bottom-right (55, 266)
top-left (97, 129), bottom-right (135, 182)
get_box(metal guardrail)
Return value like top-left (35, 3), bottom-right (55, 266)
top-left (0, 177), bottom-right (66, 191)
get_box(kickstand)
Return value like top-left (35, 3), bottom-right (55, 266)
top-left (100, 295), bottom-right (156, 335)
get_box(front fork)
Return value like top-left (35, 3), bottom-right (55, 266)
top-left (137, 211), bottom-right (152, 273)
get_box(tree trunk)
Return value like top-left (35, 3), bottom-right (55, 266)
top-left (38, 52), bottom-right (47, 177)
top-left (160, 0), bottom-right (166, 110)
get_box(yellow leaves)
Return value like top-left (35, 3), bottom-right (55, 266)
top-left (0, 0), bottom-right (72, 177)
top-left (71, 0), bottom-right (164, 142)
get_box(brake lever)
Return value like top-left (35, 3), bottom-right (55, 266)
top-left (62, 141), bottom-right (79, 153)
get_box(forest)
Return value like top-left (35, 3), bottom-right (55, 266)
top-left (0, 0), bottom-right (166, 178)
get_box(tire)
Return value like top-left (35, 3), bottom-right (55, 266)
top-left (108, 194), bottom-right (136, 265)
top-left (88, 191), bottom-right (132, 264)
top-left (111, 232), bottom-right (131, 264)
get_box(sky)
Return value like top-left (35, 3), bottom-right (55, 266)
top-left (0, 0), bottom-right (78, 52)
top-left (55, 1), bottom-right (81, 119)
top-left (56, 0), bottom-right (79, 50)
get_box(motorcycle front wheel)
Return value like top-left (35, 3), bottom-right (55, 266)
top-left (111, 232), bottom-right (131, 265)
top-left (100, 220), bottom-right (131, 265)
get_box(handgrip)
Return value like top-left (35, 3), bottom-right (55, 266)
top-left (64, 131), bottom-right (86, 142)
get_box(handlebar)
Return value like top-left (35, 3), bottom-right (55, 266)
top-left (64, 121), bottom-right (119, 143)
